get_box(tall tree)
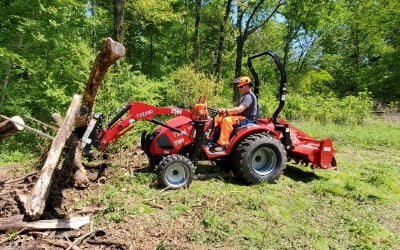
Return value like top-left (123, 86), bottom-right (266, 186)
top-left (215, 0), bottom-right (233, 82)
top-left (233, 0), bottom-right (285, 101)
top-left (123, 0), bottom-right (186, 77)
top-left (113, 0), bottom-right (125, 44)
top-left (193, 0), bottom-right (202, 68)
top-left (89, 0), bottom-right (97, 55)
top-left (281, 0), bottom-right (321, 69)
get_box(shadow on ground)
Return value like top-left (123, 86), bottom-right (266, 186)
top-left (283, 164), bottom-right (324, 183)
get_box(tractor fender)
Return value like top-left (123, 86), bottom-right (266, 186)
top-left (226, 124), bottom-right (281, 154)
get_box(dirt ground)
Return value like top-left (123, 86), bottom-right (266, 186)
top-left (0, 146), bottom-right (197, 250)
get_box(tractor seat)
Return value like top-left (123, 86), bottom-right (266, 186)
top-left (233, 119), bottom-right (257, 134)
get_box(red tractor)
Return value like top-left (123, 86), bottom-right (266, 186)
top-left (82, 51), bottom-right (336, 189)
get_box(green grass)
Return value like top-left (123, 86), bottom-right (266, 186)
top-left (88, 118), bottom-right (400, 248)
top-left (0, 133), bottom-right (47, 167)
top-left (2, 117), bottom-right (399, 248)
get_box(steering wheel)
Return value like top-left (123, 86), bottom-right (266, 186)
top-left (208, 107), bottom-right (219, 118)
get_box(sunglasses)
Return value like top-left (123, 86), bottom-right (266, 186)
top-left (238, 85), bottom-right (247, 89)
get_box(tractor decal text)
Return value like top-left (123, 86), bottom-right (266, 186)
top-left (174, 138), bottom-right (185, 146)
top-left (136, 110), bottom-right (154, 118)
top-left (173, 129), bottom-right (187, 137)
top-left (171, 108), bottom-right (183, 116)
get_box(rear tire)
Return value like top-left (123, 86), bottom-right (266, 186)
top-left (157, 154), bottom-right (195, 189)
top-left (233, 134), bottom-right (286, 184)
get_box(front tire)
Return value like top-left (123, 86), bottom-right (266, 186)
top-left (233, 134), bottom-right (286, 184)
top-left (157, 154), bottom-right (195, 189)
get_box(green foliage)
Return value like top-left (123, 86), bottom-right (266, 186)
top-left (314, 0), bottom-right (400, 102)
top-left (283, 91), bottom-right (373, 124)
top-left (0, 0), bottom-right (93, 120)
top-left (294, 119), bottom-right (400, 149)
top-left (156, 241), bottom-right (171, 250)
top-left (297, 69), bottom-right (334, 95)
top-left (167, 65), bottom-right (227, 107)
top-left (95, 65), bottom-right (170, 115)
top-left (0, 133), bottom-right (47, 166)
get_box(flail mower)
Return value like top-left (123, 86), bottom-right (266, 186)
top-left (82, 51), bottom-right (337, 189)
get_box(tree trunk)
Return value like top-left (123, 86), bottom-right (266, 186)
top-left (233, 4), bottom-right (245, 103)
top-left (0, 64), bottom-right (12, 106)
top-left (24, 94), bottom-right (81, 221)
top-left (82, 37), bottom-right (125, 115)
top-left (233, 35), bottom-right (245, 102)
top-left (149, 34), bottom-right (154, 78)
top-left (215, 0), bottom-right (233, 83)
top-left (113, 0), bottom-right (125, 44)
top-left (71, 38), bottom-right (125, 188)
top-left (193, 0), bottom-right (201, 68)
top-left (283, 27), bottom-right (293, 69)
top-left (90, 0), bottom-right (97, 55)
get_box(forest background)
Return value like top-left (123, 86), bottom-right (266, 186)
top-left (0, 0), bottom-right (399, 161)
top-left (1, 1), bottom-right (400, 248)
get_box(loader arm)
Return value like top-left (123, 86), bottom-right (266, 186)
top-left (82, 102), bottom-right (191, 152)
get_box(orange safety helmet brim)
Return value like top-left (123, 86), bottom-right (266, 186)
top-left (233, 76), bottom-right (252, 87)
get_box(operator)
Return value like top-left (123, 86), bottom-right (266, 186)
top-left (214, 76), bottom-right (257, 151)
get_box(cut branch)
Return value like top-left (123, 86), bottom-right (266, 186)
top-left (0, 115), bottom-right (53, 140)
top-left (0, 115), bottom-right (25, 140)
top-left (6, 171), bottom-right (38, 184)
top-left (24, 94), bottom-right (82, 221)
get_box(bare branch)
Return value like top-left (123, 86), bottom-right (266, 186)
top-left (244, 0), bottom-right (266, 33)
top-left (245, 0), bottom-right (286, 38)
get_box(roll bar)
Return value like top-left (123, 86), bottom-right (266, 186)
top-left (247, 51), bottom-right (287, 124)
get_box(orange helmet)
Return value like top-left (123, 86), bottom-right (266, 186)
top-left (233, 76), bottom-right (252, 87)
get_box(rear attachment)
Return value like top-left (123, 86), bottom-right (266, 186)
top-left (284, 122), bottom-right (337, 169)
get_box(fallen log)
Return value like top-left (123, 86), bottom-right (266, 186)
top-left (24, 94), bottom-right (82, 221)
top-left (0, 115), bottom-right (24, 140)
top-left (0, 215), bottom-right (90, 232)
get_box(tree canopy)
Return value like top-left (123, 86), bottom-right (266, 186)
top-left (1, 0), bottom-right (399, 120)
